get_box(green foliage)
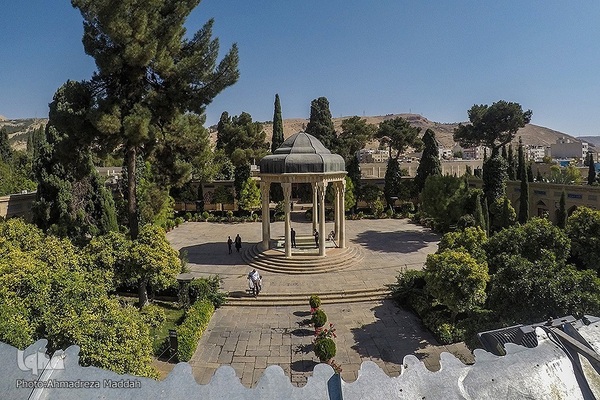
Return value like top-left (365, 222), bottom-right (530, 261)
top-left (176, 299), bottom-right (215, 362)
top-left (311, 309), bottom-right (327, 328)
top-left (482, 154), bottom-right (508, 206)
top-left (566, 207), bottom-right (600, 271)
top-left (213, 185), bottom-right (234, 205)
top-left (0, 218), bottom-right (158, 378)
top-left (488, 196), bottom-right (516, 232)
top-left (485, 217), bottom-right (570, 273)
top-left (473, 192), bottom-right (486, 232)
top-left (420, 175), bottom-right (470, 231)
top-left (68, 1), bottom-right (239, 239)
top-left (306, 97), bottom-right (336, 150)
top-left (0, 127), bottom-right (12, 163)
top-left (271, 94), bottom-right (284, 152)
top-left (217, 112), bottom-right (269, 165)
top-left (390, 269), bottom-right (427, 304)
top-left (234, 164), bottom-right (251, 201)
top-left (547, 164), bottom-right (583, 184)
top-left (414, 129), bottom-right (441, 193)
top-left (139, 304), bottom-right (167, 328)
top-left (336, 116), bottom-right (375, 162)
top-left (238, 178), bottom-right (261, 215)
top-left (425, 250), bottom-right (489, 319)
top-left (309, 295), bottom-right (322, 309)
top-left (518, 144), bottom-right (529, 223)
top-left (588, 152), bottom-right (596, 185)
top-left (383, 158), bottom-right (408, 206)
top-left (507, 144), bottom-right (516, 181)
top-left (189, 276), bottom-right (227, 308)
top-left (375, 117), bottom-right (422, 160)
top-left (556, 190), bottom-right (567, 229)
top-left (313, 337), bottom-right (336, 362)
top-left (438, 227), bottom-right (488, 264)
top-left (453, 100), bottom-right (532, 151)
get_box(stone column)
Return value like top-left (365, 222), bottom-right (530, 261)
top-left (312, 182), bottom-right (318, 232)
top-left (260, 181), bottom-right (270, 251)
top-left (334, 182), bottom-right (340, 244)
top-left (318, 181), bottom-right (326, 256)
top-left (283, 182), bottom-right (292, 257)
top-left (339, 179), bottom-right (346, 249)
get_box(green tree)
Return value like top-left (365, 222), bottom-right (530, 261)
top-left (383, 158), bottom-right (408, 207)
top-left (336, 116), bottom-right (375, 162)
top-left (473, 192), bottom-right (486, 232)
top-left (425, 250), bottom-right (489, 321)
top-left (556, 190), bottom-right (567, 229)
top-left (518, 144), bottom-right (529, 223)
top-left (271, 94), bottom-right (284, 152)
top-left (482, 153), bottom-right (508, 207)
top-left (234, 164), bottom-right (251, 202)
top-left (453, 101), bottom-right (532, 152)
top-left (69, 0), bottom-right (239, 239)
top-left (566, 207), bottom-right (600, 271)
top-left (588, 152), bottom-right (596, 185)
top-left (346, 155), bottom-right (362, 211)
top-left (507, 144), bottom-right (516, 180)
top-left (375, 117), bottom-right (422, 160)
top-left (0, 127), bottom-right (12, 163)
top-left (437, 226), bottom-right (488, 264)
top-left (218, 112), bottom-right (269, 165)
top-left (305, 97), bottom-right (336, 150)
top-left (238, 178), bottom-right (261, 216)
top-left (414, 128), bottom-right (441, 193)
top-left (127, 225), bottom-right (182, 306)
top-left (420, 175), bottom-right (469, 231)
top-left (547, 164), bottom-right (583, 184)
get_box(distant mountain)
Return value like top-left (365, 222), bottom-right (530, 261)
top-left (1, 118), bottom-right (48, 151)
top-left (260, 113), bottom-right (580, 149)
top-left (577, 136), bottom-right (600, 148)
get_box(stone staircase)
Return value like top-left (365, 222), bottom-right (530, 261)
top-left (241, 243), bottom-right (364, 274)
top-left (225, 287), bottom-right (392, 307)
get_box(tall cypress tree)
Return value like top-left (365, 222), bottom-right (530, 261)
top-left (306, 97), bottom-right (336, 150)
top-left (588, 152), bottom-right (596, 185)
top-left (482, 197), bottom-right (490, 236)
top-left (414, 129), bottom-right (442, 193)
top-left (0, 127), bottom-right (12, 163)
top-left (516, 137), bottom-right (524, 181)
top-left (474, 192), bottom-right (485, 232)
top-left (271, 94), bottom-right (284, 152)
top-left (501, 145), bottom-right (508, 160)
top-left (518, 142), bottom-right (529, 223)
top-left (507, 144), bottom-right (516, 180)
top-left (557, 190), bottom-right (567, 229)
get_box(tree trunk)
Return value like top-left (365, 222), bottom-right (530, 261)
top-left (127, 145), bottom-right (139, 239)
top-left (138, 277), bottom-right (149, 308)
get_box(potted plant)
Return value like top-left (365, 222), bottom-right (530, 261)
top-left (311, 309), bottom-right (327, 329)
top-left (309, 294), bottom-right (321, 312)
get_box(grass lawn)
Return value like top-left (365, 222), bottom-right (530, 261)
top-left (149, 300), bottom-right (186, 356)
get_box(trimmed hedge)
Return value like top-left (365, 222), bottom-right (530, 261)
top-left (312, 309), bottom-right (327, 328)
top-left (177, 299), bottom-right (215, 361)
top-left (309, 295), bottom-right (322, 309)
top-left (314, 337), bottom-right (336, 362)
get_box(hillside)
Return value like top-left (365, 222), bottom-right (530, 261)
top-left (1, 118), bottom-right (48, 151)
top-left (577, 136), bottom-right (600, 147)
top-left (259, 113), bottom-right (579, 150)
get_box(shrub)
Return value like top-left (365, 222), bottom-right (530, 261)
top-left (311, 309), bottom-right (327, 328)
top-left (174, 217), bottom-right (184, 227)
top-left (385, 208), bottom-right (394, 218)
top-left (391, 269), bottom-right (426, 303)
top-left (314, 337), bottom-right (336, 362)
top-left (189, 276), bottom-right (227, 308)
top-left (177, 299), bottom-right (215, 362)
top-left (184, 212), bottom-right (192, 221)
top-left (309, 295), bottom-right (322, 310)
top-left (140, 304), bottom-right (166, 328)
top-left (201, 211), bottom-right (210, 221)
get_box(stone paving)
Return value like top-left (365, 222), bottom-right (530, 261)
top-left (166, 212), bottom-right (475, 387)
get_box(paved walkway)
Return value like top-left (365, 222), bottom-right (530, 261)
top-left (166, 214), bottom-right (475, 387)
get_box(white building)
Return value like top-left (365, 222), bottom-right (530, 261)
top-left (550, 138), bottom-right (588, 160)
top-left (525, 145), bottom-right (547, 162)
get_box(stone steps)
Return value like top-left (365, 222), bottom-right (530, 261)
top-left (225, 288), bottom-right (392, 307)
top-left (241, 244), bottom-right (363, 274)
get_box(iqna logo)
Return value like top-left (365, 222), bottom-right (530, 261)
top-left (17, 350), bottom-right (64, 375)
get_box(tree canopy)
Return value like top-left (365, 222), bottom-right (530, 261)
top-left (271, 94), bottom-right (284, 152)
top-left (453, 100), bottom-right (532, 151)
top-left (69, 0), bottom-right (239, 239)
top-left (335, 116), bottom-right (375, 162)
top-left (375, 117), bottom-right (422, 160)
top-left (414, 128), bottom-right (441, 193)
top-left (305, 97), bottom-right (336, 150)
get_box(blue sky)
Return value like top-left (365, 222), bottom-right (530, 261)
top-left (2, 1), bottom-right (600, 136)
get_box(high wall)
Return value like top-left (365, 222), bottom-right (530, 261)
top-left (0, 192), bottom-right (36, 221)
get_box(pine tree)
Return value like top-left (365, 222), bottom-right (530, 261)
top-left (588, 152), bottom-right (596, 185)
top-left (69, 0), bottom-right (239, 242)
top-left (271, 94), bottom-right (284, 152)
top-left (306, 97), bottom-right (336, 150)
top-left (414, 129), bottom-right (442, 193)
top-left (556, 190), bottom-right (567, 229)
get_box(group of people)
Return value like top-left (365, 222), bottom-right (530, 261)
top-left (226, 234), bottom-right (242, 254)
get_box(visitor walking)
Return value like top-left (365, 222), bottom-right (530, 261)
top-left (235, 234), bottom-right (242, 252)
top-left (248, 269), bottom-right (262, 297)
top-left (313, 229), bottom-right (319, 248)
top-left (227, 236), bottom-right (233, 254)
top-left (291, 227), bottom-right (296, 248)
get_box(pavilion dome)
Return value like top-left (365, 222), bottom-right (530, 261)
top-left (259, 132), bottom-right (345, 174)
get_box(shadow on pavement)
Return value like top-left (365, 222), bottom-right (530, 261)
top-left (180, 242), bottom-right (257, 266)
top-left (293, 311), bottom-right (312, 317)
top-left (350, 300), bottom-right (432, 366)
top-left (290, 359), bottom-right (318, 373)
top-left (352, 230), bottom-right (439, 254)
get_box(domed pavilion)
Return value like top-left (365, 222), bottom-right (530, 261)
top-left (259, 132), bottom-right (347, 257)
